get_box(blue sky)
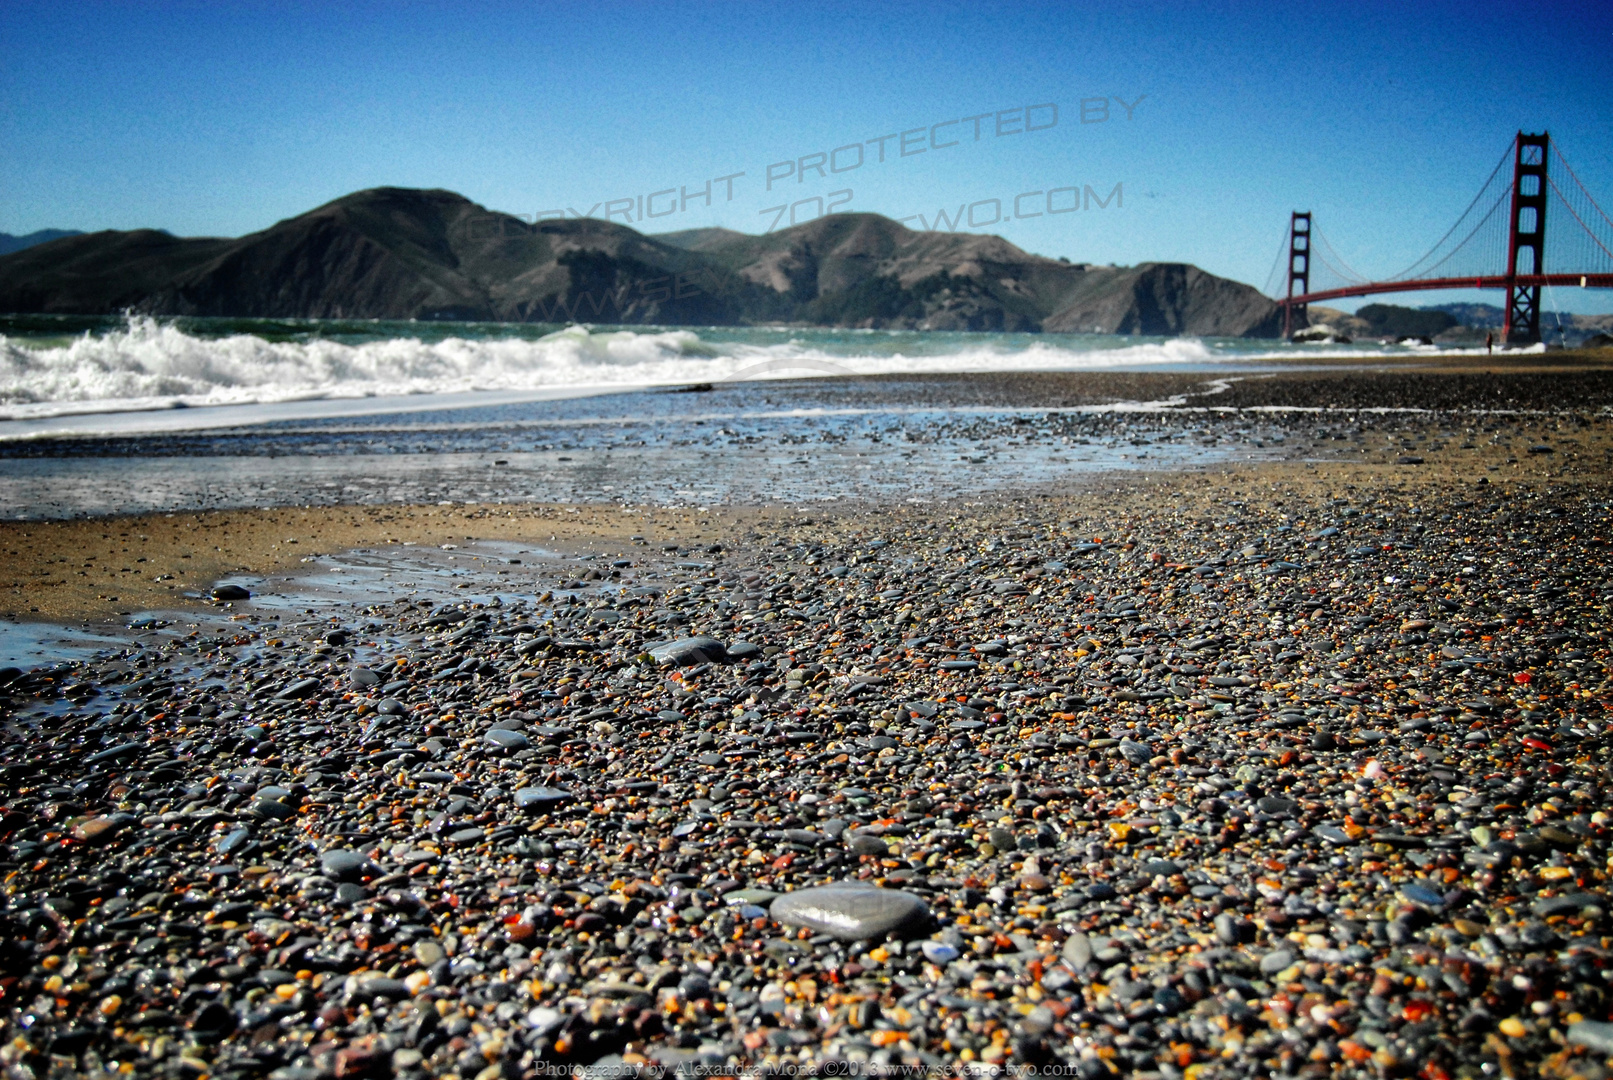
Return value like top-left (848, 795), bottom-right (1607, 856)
top-left (2, 0), bottom-right (1611, 312)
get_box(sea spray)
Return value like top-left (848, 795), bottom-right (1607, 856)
top-left (0, 314), bottom-right (1450, 422)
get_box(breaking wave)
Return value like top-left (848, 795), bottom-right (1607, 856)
top-left (0, 315), bottom-right (1425, 422)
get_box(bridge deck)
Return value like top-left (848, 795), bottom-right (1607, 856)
top-left (1284, 274), bottom-right (1613, 306)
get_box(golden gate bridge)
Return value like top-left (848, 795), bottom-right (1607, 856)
top-left (1268, 132), bottom-right (1613, 344)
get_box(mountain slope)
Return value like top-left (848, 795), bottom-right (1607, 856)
top-left (0, 229), bottom-right (85, 257)
top-left (143, 189), bottom-right (495, 319)
top-left (0, 188), bottom-right (1284, 336)
top-left (0, 230), bottom-right (230, 314)
top-left (1043, 263), bottom-right (1286, 337)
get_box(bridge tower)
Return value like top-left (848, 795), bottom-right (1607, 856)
top-left (1283, 211), bottom-right (1311, 339)
top-left (1503, 131), bottom-right (1549, 346)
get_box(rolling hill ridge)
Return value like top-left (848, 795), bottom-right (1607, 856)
top-left (0, 188), bottom-right (1286, 336)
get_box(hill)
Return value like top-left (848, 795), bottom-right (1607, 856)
top-left (0, 188), bottom-right (1285, 335)
top-left (0, 229), bottom-right (84, 257)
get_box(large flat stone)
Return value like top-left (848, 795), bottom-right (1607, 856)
top-left (647, 637), bottom-right (727, 666)
top-left (771, 883), bottom-right (930, 942)
top-left (515, 786), bottom-right (573, 810)
top-left (320, 849), bottom-right (370, 882)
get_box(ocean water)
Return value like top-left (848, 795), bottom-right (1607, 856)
top-left (0, 314), bottom-right (1460, 428)
top-left (0, 315), bottom-right (1472, 518)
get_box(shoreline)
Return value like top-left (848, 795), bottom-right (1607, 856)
top-left (3, 348), bottom-right (1611, 440)
top-left (6, 380), bottom-right (1606, 625)
top-left (3, 358), bottom-right (1612, 622)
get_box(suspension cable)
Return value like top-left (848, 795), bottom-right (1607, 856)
top-left (1385, 138), bottom-right (1515, 281)
top-left (1552, 140), bottom-right (1613, 234)
top-left (1311, 226), bottom-right (1369, 285)
top-left (1263, 222), bottom-right (1292, 298)
top-left (1546, 174), bottom-right (1613, 265)
top-left (1407, 186), bottom-right (1512, 281)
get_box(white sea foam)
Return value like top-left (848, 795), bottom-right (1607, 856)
top-left (0, 320), bottom-right (718, 419)
top-left (0, 316), bottom-right (1441, 424)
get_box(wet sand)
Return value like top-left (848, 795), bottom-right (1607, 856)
top-left (4, 439), bottom-right (1608, 624)
top-left (0, 503), bottom-right (763, 623)
top-left (824, 350), bottom-right (1613, 411)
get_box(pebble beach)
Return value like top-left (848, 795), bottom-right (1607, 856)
top-left (1, 362), bottom-right (1611, 1080)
